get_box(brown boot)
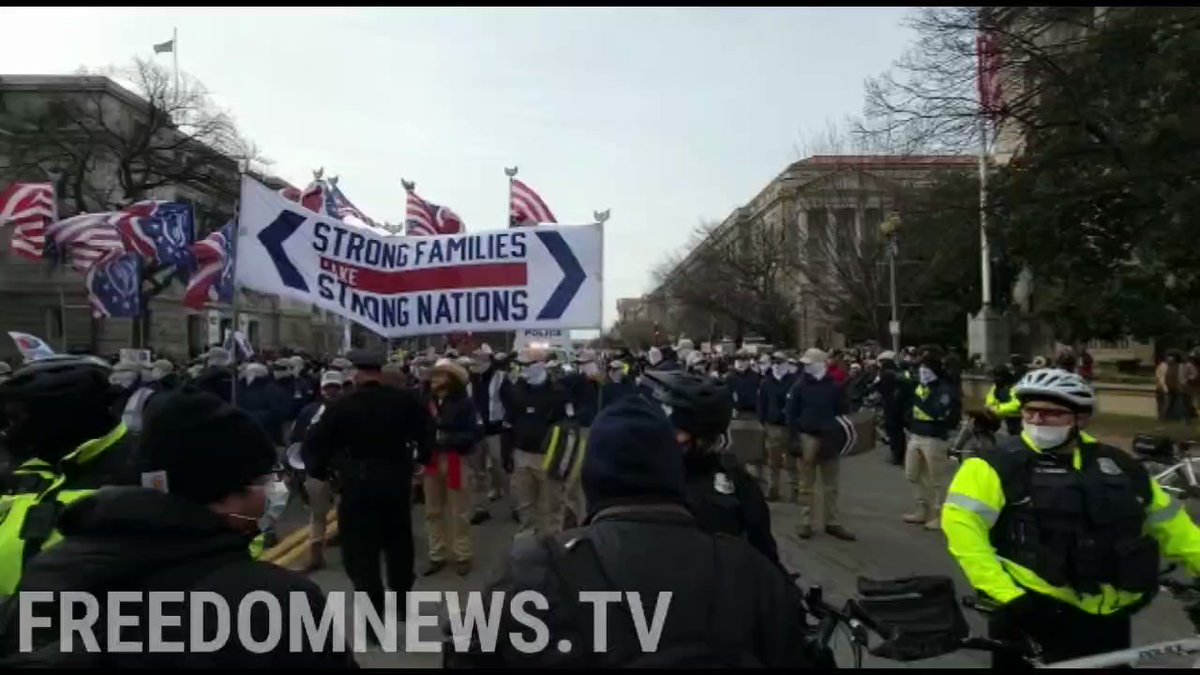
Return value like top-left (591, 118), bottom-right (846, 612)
top-left (303, 542), bottom-right (325, 572)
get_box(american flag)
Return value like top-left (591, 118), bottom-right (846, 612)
top-left (325, 181), bottom-right (380, 229)
top-left (183, 220), bottom-right (235, 309)
top-left (434, 204), bottom-right (464, 235)
top-left (112, 200), bottom-right (195, 268)
top-left (977, 28), bottom-right (1004, 120)
top-left (404, 189), bottom-right (437, 237)
top-left (44, 213), bottom-right (125, 273)
top-left (509, 178), bottom-right (557, 227)
top-left (299, 180), bottom-right (327, 215)
top-left (85, 250), bottom-right (143, 318)
top-left (278, 186), bottom-right (303, 203)
top-left (0, 182), bottom-right (55, 260)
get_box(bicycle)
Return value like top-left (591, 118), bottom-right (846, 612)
top-left (1135, 438), bottom-right (1200, 500)
top-left (798, 570), bottom-right (1200, 668)
top-left (958, 568), bottom-right (1200, 668)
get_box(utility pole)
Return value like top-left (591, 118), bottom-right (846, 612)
top-left (881, 211), bottom-right (902, 352)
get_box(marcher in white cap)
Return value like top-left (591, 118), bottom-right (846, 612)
top-left (468, 344), bottom-right (513, 525)
top-left (288, 369), bottom-right (345, 570)
top-left (787, 347), bottom-right (855, 541)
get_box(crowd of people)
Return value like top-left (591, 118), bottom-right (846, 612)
top-left (1, 335), bottom-right (1200, 667)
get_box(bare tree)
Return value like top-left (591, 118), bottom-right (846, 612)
top-left (1, 57), bottom-right (265, 214)
top-left (654, 215), bottom-right (802, 346)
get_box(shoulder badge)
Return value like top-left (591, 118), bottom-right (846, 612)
top-left (1097, 457), bottom-right (1123, 476)
top-left (714, 472), bottom-right (735, 495)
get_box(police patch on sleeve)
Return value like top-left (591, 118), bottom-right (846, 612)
top-left (714, 472), bottom-right (735, 495)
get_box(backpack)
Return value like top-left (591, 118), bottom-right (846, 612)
top-left (542, 530), bottom-right (763, 667)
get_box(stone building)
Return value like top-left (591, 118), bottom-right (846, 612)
top-left (647, 155), bottom-right (975, 350)
top-left (0, 74), bottom-right (344, 362)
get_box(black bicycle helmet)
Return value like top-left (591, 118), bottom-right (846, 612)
top-left (0, 354), bottom-right (114, 403)
top-left (640, 369), bottom-right (733, 441)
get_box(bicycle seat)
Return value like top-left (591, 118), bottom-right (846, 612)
top-left (1132, 434), bottom-right (1175, 461)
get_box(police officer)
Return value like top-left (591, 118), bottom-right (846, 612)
top-left (303, 348), bottom-right (432, 620)
top-left (444, 395), bottom-right (812, 667)
top-left (985, 365), bottom-right (1022, 436)
top-left (0, 355), bottom-right (141, 599)
top-left (902, 353), bottom-right (960, 530)
top-left (943, 368), bottom-right (1200, 668)
top-left (642, 369), bottom-right (780, 566)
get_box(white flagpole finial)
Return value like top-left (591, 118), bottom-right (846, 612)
top-left (313, 167), bottom-right (324, 181)
top-left (594, 209), bottom-right (611, 224)
top-left (328, 175), bottom-right (339, 187)
top-left (504, 167), bottom-right (518, 178)
top-left (401, 179), bottom-right (416, 192)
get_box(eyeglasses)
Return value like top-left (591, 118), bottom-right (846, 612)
top-left (1021, 406), bottom-right (1075, 423)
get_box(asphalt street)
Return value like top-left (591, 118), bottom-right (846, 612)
top-left (305, 449), bottom-right (1200, 668)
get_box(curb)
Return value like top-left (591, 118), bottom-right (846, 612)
top-left (260, 511), bottom-right (336, 564)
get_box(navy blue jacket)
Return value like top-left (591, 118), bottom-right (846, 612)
top-left (726, 370), bottom-right (761, 412)
top-left (236, 379), bottom-right (288, 445)
top-left (471, 367), bottom-right (511, 435)
top-left (600, 379), bottom-right (638, 410)
top-left (906, 378), bottom-right (962, 440)
top-left (561, 373), bottom-right (602, 428)
top-left (420, 390), bottom-right (484, 462)
top-left (785, 373), bottom-right (848, 436)
top-left (757, 372), bottom-right (795, 426)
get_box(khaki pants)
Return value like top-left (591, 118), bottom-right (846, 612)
top-left (797, 433), bottom-right (840, 528)
top-left (562, 427), bottom-right (589, 529)
top-left (906, 434), bottom-right (950, 517)
top-left (306, 476), bottom-right (333, 542)
top-left (764, 424), bottom-right (798, 501)
top-left (511, 449), bottom-right (563, 539)
top-left (423, 452), bottom-right (473, 563)
top-left (470, 433), bottom-right (507, 506)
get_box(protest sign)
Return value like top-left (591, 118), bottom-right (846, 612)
top-left (235, 177), bottom-right (602, 337)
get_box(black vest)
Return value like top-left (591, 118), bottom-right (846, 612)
top-left (684, 453), bottom-right (747, 541)
top-left (980, 436), bottom-right (1160, 597)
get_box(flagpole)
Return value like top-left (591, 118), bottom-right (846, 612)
top-left (504, 166), bottom-right (518, 352)
top-left (172, 27), bottom-right (180, 96)
top-left (229, 166), bottom-right (245, 406)
top-left (978, 115), bottom-right (991, 309)
top-left (46, 168), bottom-right (68, 351)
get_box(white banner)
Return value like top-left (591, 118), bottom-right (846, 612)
top-left (235, 176), bottom-right (603, 337)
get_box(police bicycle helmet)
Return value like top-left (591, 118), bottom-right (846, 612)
top-left (640, 369), bottom-right (733, 442)
top-left (0, 354), bottom-right (113, 403)
top-left (1012, 367), bottom-right (1096, 413)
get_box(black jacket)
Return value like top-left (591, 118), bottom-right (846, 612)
top-left (600, 379), bottom-right (638, 410)
top-left (193, 366), bottom-right (234, 404)
top-left (561, 373), bottom-right (602, 428)
top-left (303, 380), bottom-right (431, 481)
top-left (471, 368), bottom-right (511, 435)
top-left (502, 380), bottom-right (565, 454)
top-left (683, 451), bottom-right (779, 567)
top-left (726, 370), bottom-right (761, 412)
top-left (421, 390), bottom-right (484, 463)
top-left (757, 372), bottom-right (795, 426)
top-left (0, 487), bottom-right (355, 668)
top-left (443, 503), bottom-right (812, 668)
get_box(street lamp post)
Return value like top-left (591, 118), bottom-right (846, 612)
top-left (881, 211), bottom-right (902, 353)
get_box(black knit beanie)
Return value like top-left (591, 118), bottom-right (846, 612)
top-left (136, 387), bottom-right (276, 505)
top-left (582, 395), bottom-right (686, 509)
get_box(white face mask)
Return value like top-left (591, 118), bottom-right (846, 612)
top-left (609, 369), bottom-right (624, 383)
top-left (734, 360), bottom-right (748, 372)
top-left (918, 366), bottom-right (938, 385)
top-left (110, 371), bottom-right (138, 389)
top-left (1024, 422), bottom-right (1073, 450)
top-left (581, 362), bottom-right (600, 377)
top-left (522, 363), bottom-right (547, 386)
top-left (805, 363), bottom-right (827, 380)
top-left (647, 350), bottom-right (663, 366)
top-left (787, 363), bottom-right (799, 375)
top-left (771, 364), bottom-right (789, 380)
top-left (260, 479), bottom-right (290, 530)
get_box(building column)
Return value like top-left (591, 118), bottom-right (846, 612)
top-left (854, 206), bottom-right (865, 254)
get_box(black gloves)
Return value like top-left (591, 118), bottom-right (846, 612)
top-left (996, 593), bottom-right (1037, 626)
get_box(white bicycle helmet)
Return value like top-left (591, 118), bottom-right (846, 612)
top-left (1013, 368), bottom-right (1096, 412)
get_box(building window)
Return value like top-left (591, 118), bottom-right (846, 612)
top-left (835, 208), bottom-right (856, 255)
top-left (187, 315), bottom-right (206, 358)
top-left (219, 318), bottom-right (233, 345)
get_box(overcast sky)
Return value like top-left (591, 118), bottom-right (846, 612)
top-left (1, 7), bottom-right (915, 328)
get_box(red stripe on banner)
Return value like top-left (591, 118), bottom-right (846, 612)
top-left (319, 257), bottom-right (527, 294)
